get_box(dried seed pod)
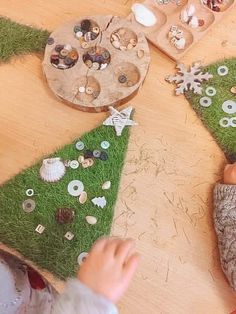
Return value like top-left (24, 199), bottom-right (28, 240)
top-left (55, 208), bottom-right (75, 224)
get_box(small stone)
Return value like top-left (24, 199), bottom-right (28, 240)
top-left (79, 191), bottom-right (87, 204)
top-left (102, 181), bottom-right (111, 190)
top-left (85, 216), bottom-right (97, 225)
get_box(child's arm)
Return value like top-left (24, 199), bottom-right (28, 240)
top-left (213, 163), bottom-right (236, 290)
top-left (52, 237), bottom-right (139, 314)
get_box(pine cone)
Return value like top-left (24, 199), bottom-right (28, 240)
top-left (55, 208), bottom-right (75, 224)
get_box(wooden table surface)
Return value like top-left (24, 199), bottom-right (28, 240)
top-left (0, 1), bottom-right (236, 313)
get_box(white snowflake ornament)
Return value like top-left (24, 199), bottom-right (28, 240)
top-left (166, 63), bottom-right (213, 95)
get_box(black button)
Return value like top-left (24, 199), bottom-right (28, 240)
top-left (81, 19), bottom-right (91, 31)
top-left (47, 37), bottom-right (54, 45)
top-left (84, 150), bottom-right (94, 159)
top-left (99, 151), bottom-right (108, 161)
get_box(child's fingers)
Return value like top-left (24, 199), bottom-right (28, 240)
top-left (105, 238), bottom-right (123, 255)
top-left (115, 239), bottom-right (135, 262)
top-left (123, 253), bottom-right (139, 282)
top-left (91, 237), bottom-right (109, 253)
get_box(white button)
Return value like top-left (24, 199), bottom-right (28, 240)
top-left (199, 97), bottom-right (212, 107)
top-left (79, 86), bottom-right (86, 93)
top-left (70, 160), bottom-right (79, 169)
top-left (217, 65), bottom-right (228, 76)
top-left (77, 252), bottom-right (88, 266)
top-left (76, 31), bottom-right (83, 38)
top-left (205, 86), bottom-right (216, 97)
top-left (67, 180), bottom-right (84, 196)
top-left (222, 100), bottom-right (236, 114)
top-left (64, 231), bottom-right (75, 240)
top-left (101, 141), bottom-right (110, 149)
top-left (26, 189), bottom-right (34, 197)
top-left (219, 117), bottom-right (230, 128)
top-left (35, 224), bottom-right (45, 234)
top-left (230, 117), bottom-right (236, 127)
top-left (75, 141), bottom-right (85, 151)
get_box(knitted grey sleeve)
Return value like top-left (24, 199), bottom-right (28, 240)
top-left (52, 279), bottom-right (118, 314)
top-left (213, 184), bottom-right (236, 290)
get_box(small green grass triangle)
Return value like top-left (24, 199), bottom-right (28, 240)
top-left (0, 123), bottom-right (130, 279)
top-left (0, 17), bottom-right (49, 61)
top-left (185, 58), bottom-right (236, 162)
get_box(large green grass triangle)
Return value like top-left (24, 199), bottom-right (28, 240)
top-left (0, 124), bottom-right (130, 279)
top-left (0, 17), bottom-right (49, 61)
top-left (185, 58), bottom-right (236, 162)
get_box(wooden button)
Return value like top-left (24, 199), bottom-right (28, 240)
top-left (92, 62), bottom-right (100, 70)
top-left (59, 49), bottom-right (69, 58)
top-left (86, 87), bottom-right (94, 95)
top-left (81, 42), bottom-right (90, 49)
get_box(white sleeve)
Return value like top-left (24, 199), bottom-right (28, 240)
top-left (52, 279), bottom-right (118, 314)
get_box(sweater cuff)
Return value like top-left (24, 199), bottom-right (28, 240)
top-left (66, 279), bottom-right (118, 314)
top-left (214, 184), bottom-right (236, 203)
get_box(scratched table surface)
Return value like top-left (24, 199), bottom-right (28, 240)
top-left (0, 1), bottom-right (236, 313)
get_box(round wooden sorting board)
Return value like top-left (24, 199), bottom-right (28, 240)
top-left (43, 15), bottom-right (151, 113)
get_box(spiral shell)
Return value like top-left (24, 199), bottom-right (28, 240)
top-left (39, 157), bottom-right (66, 182)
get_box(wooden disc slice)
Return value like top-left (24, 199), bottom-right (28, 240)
top-left (43, 15), bottom-right (150, 113)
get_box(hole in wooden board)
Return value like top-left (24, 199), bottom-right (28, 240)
top-left (158, 24), bottom-right (193, 54)
top-left (179, 3), bottom-right (215, 32)
top-left (74, 19), bottom-right (100, 41)
top-left (83, 46), bottom-right (111, 70)
top-left (114, 62), bottom-right (141, 87)
top-left (110, 27), bottom-right (138, 50)
top-left (50, 44), bottom-right (79, 70)
top-left (72, 75), bottom-right (101, 103)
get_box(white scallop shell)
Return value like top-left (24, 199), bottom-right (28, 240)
top-left (131, 3), bottom-right (157, 27)
top-left (175, 37), bottom-right (186, 50)
top-left (39, 157), bottom-right (66, 182)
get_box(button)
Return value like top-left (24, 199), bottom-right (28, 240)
top-left (47, 37), bottom-right (54, 45)
top-left (93, 150), bottom-right (101, 158)
top-left (199, 96), bottom-right (212, 107)
top-left (35, 224), bottom-right (45, 234)
top-left (81, 42), bottom-right (90, 49)
top-left (84, 150), bottom-right (93, 158)
top-left (217, 65), bottom-right (228, 76)
top-left (64, 231), bottom-right (75, 241)
top-left (59, 49), bottom-right (69, 58)
top-left (78, 86), bottom-right (86, 93)
top-left (67, 180), bottom-right (84, 197)
top-left (100, 63), bottom-right (108, 70)
top-left (70, 160), bottom-right (79, 169)
top-left (86, 87), bottom-right (94, 95)
top-left (101, 141), bottom-right (110, 149)
top-left (85, 60), bottom-right (93, 68)
top-left (92, 62), bottom-right (100, 70)
top-left (99, 151), bottom-right (108, 161)
top-left (55, 208), bottom-right (75, 224)
top-left (77, 252), bottom-right (88, 266)
top-left (55, 44), bottom-right (64, 52)
top-left (81, 19), bottom-right (91, 31)
top-left (64, 57), bottom-right (74, 66)
top-left (75, 141), bottom-right (85, 151)
top-left (84, 32), bottom-right (92, 42)
top-left (76, 31), bottom-right (83, 38)
top-left (92, 27), bottom-right (100, 34)
top-left (74, 25), bottom-right (82, 33)
top-left (87, 158), bottom-right (94, 167)
top-left (102, 51), bottom-right (110, 60)
top-left (26, 189), bottom-right (34, 197)
top-left (127, 43), bottom-right (133, 50)
top-left (205, 86), bottom-right (216, 97)
top-left (230, 117), bottom-right (236, 127)
top-left (81, 159), bottom-right (91, 168)
top-left (222, 100), bottom-right (236, 114)
top-left (22, 199), bottom-right (36, 213)
top-left (93, 90), bottom-right (100, 98)
top-left (118, 75), bottom-right (127, 84)
top-left (219, 117), bottom-right (230, 128)
top-left (68, 50), bottom-right (79, 61)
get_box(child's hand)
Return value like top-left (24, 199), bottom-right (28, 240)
top-left (224, 163), bottom-right (236, 185)
top-left (78, 237), bottom-right (139, 304)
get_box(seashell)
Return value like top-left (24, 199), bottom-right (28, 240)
top-left (85, 216), bottom-right (97, 225)
top-left (102, 181), bottom-right (111, 190)
top-left (187, 4), bottom-right (196, 16)
top-left (189, 16), bottom-right (199, 28)
top-left (40, 157), bottom-right (66, 182)
top-left (78, 155), bottom-right (85, 164)
top-left (175, 37), bottom-right (186, 50)
top-left (180, 9), bottom-right (189, 23)
top-left (79, 191), bottom-right (87, 204)
top-left (132, 3), bottom-right (157, 27)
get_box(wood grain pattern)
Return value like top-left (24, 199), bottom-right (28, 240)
top-left (0, 0), bottom-right (236, 313)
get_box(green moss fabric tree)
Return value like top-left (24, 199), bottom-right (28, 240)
top-left (0, 124), bottom-right (130, 279)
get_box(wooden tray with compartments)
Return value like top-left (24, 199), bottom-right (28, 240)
top-left (127, 0), bottom-right (236, 60)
